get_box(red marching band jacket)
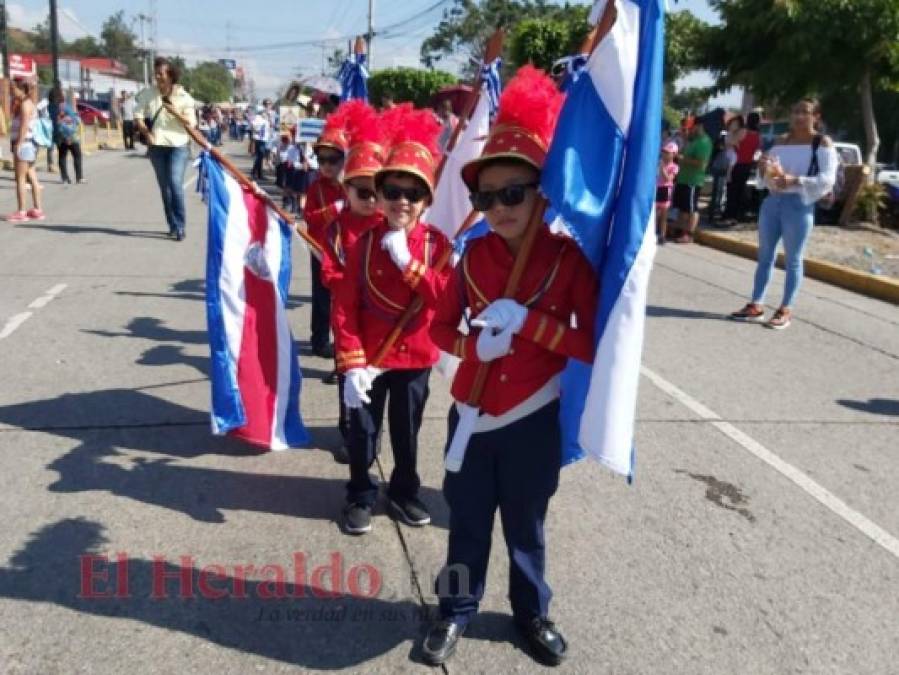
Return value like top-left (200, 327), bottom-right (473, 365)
top-left (333, 219), bottom-right (452, 372)
top-left (430, 227), bottom-right (599, 417)
top-left (302, 176), bottom-right (346, 248)
top-left (320, 210), bottom-right (382, 291)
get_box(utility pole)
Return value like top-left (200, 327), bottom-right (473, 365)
top-left (1, 0), bottom-right (10, 126)
top-left (137, 13), bottom-right (149, 86)
top-left (49, 0), bottom-right (60, 86)
top-left (367, 0), bottom-right (374, 69)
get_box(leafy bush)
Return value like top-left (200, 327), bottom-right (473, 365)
top-left (368, 68), bottom-right (458, 109)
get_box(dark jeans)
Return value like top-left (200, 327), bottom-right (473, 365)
top-left (58, 141), bottom-right (83, 182)
top-left (122, 120), bottom-right (135, 149)
top-left (148, 145), bottom-right (190, 236)
top-left (346, 368), bottom-right (430, 507)
top-left (251, 141), bottom-right (267, 179)
top-left (724, 162), bottom-right (753, 220)
top-left (309, 254), bottom-right (331, 350)
top-left (708, 174), bottom-right (725, 220)
top-left (437, 400), bottom-right (561, 626)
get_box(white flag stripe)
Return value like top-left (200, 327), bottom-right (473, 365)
top-left (587, 0), bottom-right (640, 136)
top-left (578, 214), bottom-right (657, 473)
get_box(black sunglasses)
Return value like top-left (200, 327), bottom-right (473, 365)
top-left (317, 153), bottom-right (344, 165)
top-left (349, 184), bottom-right (377, 201)
top-left (469, 183), bottom-right (539, 211)
top-left (381, 183), bottom-right (428, 203)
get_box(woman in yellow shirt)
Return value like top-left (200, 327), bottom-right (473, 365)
top-left (135, 57), bottom-right (196, 241)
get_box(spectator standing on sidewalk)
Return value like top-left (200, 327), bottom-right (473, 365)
top-left (671, 120), bottom-right (712, 243)
top-left (55, 100), bottom-right (85, 185)
top-left (135, 56), bottom-right (197, 241)
top-left (729, 99), bottom-right (837, 330)
top-left (120, 91), bottom-right (136, 150)
top-left (5, 79), bottom-right (45, 222)
top-left (723, 112), bottom-right (760, 223)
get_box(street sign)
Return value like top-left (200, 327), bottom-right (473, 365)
top-left (9, 54), bottom-right (36, 79)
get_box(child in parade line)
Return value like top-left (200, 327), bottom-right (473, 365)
top-left (421, 66), bottom-right (599, 668)
top-left (303, 109), bottom-right (349, 362)
top-left (292, 140), bottom-right (318, 213)
top-left (656, 140), bottom-right (679, 244)
top-left (332, 103), bottom-right (452, 536)
top-left (275, 132), bottom-right (294, 195)
top-left (319, 101), bottom-right (388, 466)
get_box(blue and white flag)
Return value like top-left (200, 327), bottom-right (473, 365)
top-left (338, 53), bottom-right (369, 102)
top-left (201, 152), bottom-right (310, 450)
top-left (541, 0), bottom-right (663, 478)
top-left (298, 118), bottom-right (325, 143)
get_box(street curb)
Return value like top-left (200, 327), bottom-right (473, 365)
top-left (695, 230), bottom-right (899, 305)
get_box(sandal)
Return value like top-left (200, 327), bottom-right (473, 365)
top-left (730, 303), bottom-right (765, 323)
top-left (765, 307), bottom-right (792, 330)
top-left (5, 211), bottom-right (30, 222)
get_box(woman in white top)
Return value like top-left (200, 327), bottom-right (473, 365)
top-left (730, 99), bottom-right (838, 330)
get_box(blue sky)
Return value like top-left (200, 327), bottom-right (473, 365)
top-left (6, 0), bottom-right (734, 104)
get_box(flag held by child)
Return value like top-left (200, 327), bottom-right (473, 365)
top-left (202, 153), bottom-right (310, 450)
top-left (541, 0), bottom-right (664, 478)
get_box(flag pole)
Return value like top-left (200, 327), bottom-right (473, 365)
top-left (369, 30), bottom-right (504, 368)
top-left (165, 104), bottom-right (323, 255)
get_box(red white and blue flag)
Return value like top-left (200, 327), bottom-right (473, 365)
top-left (200, 153), bottom-right (309, 450)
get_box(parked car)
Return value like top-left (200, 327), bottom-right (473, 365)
top-left (76, 102), bottom-right (110, 125)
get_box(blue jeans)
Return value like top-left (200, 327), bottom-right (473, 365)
top-left (251, 141), bottom-right (268, 179)
top-left (751, 192), bottom-right (815, 308)
top-left (148, 145), bottom-right (189, 236)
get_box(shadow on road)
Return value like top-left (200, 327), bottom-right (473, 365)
top-left (112, 280), bottom-right (311, 308)
top-left (646, 305), bottom-right (731, 321)
top-left (17, 223), bottom-right (171, 239)
top-left (0, 390), bottom-right (449, 527)
top-left (0, 518), bottom-right (429, 669)
top-left (836, 398), bottom-right (899, 417)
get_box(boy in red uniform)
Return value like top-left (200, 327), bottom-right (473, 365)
top-left (422, 66), bottom-right (599, 667)
top-left (320, 101), bottom-right (386, 464)
top-left (303, 108), bottom-right (348, 363)
top-left (332, 104), bottom-right (452, 535)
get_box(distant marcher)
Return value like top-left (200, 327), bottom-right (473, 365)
top-left (729, 99), bottom-right (837, 330)
top-left (135, 56), bottom-right (197, 241)
top-left (671, 120), bottom-right (712, 243)
top-left (121, 90), bottom-right (136, 149)
top-left (5, 79), bottom-right (45, 222)
top-left (437, 99), bottom-right (459, 151)
top-left (656, 141), bottom-right (679, 244)
top-left (250, 105), bottom-right (270, 180)
top-left (56, 101), bottom-right (85, 184)
top-left (723, 112), bottom-right (760, 223)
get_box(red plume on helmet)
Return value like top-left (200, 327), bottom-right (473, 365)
top-left (461, 64), bottom-right (564, 190)
top-left (341, 100), bottom-right (387, 181)
top-left (376, 102), bottom-right (443, 196)
top-left (314, 104), bottom-right (351, 154)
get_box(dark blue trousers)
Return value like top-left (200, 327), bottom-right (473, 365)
top-left (437, 400), bottom-right (561, 625)
top-left (346, 368), bottom-right (430, 507)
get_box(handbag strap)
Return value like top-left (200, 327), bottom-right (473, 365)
top-left (807, 134), bottom-right (822, 177)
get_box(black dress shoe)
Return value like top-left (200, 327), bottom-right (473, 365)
top-left (516, 616), bottom-right (567, 666)
top-left (322, 368), bottom-right (338, 385)
top-left (422, 619), bottom-right (465, 665)
top-left (332, 444), bottom-right (349, 464)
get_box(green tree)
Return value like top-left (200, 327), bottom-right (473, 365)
top-left (509, 6), bottom-right (588, 70)
top-left (368, 67), bottom-right (458, 108)
top-left (702, 0), bottom-right (899, 168)
top-left (184, 61), bottom-right (234, 104)
top-left (664, 10), bottom-right (708, 93)
top-left (67, 36), bottom-right (104, 57)
top-left (100, 11), bottom-right (143, 80)
top-left (421, 0), bottom-right (587, 76)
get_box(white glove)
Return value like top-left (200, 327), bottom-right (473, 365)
top-left (471, 299), bottom-right (528, 334)
top-left (381, 228), bottom-right (412, 271)
top-left (476, 325), bottom-right (514, 362)
top-left (344, 367), bottom-right (375, 409)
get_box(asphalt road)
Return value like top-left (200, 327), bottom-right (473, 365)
top-left (1, 142), bottom-right (897, 674)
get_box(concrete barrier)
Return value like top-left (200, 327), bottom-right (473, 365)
top-left (695, 229), bottom-right (899, 305)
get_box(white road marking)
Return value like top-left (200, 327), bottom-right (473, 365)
top-left (27, 283), bottom-right (67, 309)
top-left (641, 365), bottom-right (899, 560)
top-left (1, 283), bottom-right (68, 341)
top-left (0, 312), bottom-right (34, 340)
